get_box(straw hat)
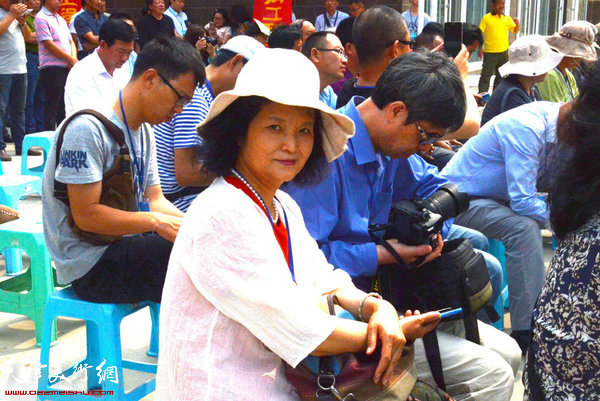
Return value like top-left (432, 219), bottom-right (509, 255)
top-left (546, 20), bottom-right (599, 61)
top-left (498, 34), bottom-right (564, 78)
top-left (197, 48), bottom-right (355, 162)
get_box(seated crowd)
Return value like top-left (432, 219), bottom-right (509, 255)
top-left (2, 0), bottom-right (600, 399)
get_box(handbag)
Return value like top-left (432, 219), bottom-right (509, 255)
top-left (285, 294), bottom-right (417, 401)
top-left (53, 109), bottom-right (135, 246)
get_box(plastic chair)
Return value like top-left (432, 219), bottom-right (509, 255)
top-left (21, 130), bottom-right (55, 178)
top-left (0, 219), bottom-right (56, 345)
top-left (0, 174), bottom-right (42, 275)
top-left (487, 239), bottom-right (509, 310)
top-left (38, 288), bottom-right (160, 401)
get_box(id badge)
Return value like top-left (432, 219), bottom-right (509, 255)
top-left (139, 198), bottom-right (150, 212)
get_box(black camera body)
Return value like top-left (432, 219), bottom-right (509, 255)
top-left (384, 184), bottom-right (470, 248)
top-left (204, 36), bottom-right (219, 46)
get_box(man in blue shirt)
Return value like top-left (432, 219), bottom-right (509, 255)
top-left (287, 51), bottom-right (521, 401)
top-left (315, 0), bottom-right (349, 32)
top-left (164, 0), bottom-right (188, 37)
top-left (153, 36), bottom-right (264, 212)
top-left (73, 0), bottom-right (108, 58)
top-left (442, 101), bottom-right (568, 353)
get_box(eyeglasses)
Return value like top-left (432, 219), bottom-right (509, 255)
top-left (385, 39), bottom-right (415, 50)
top-left (157, 71), bottom-right (192, 108)
top-left (415, 121), bottom-right (447, 145)
top-left (316, 48), bottom-right (347, 58)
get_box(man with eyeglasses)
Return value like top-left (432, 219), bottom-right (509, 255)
top-left (286, 51), bottom-right (521, 401)
top-left (154, 35), bottom-right (264, 212)
top-left (42, 37), bottom-right (205, 304)
top-left (301, 31), bottom-right (347, 108)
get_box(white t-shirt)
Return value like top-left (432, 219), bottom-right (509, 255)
top-left (64, 49), bottom-right (131, 116)
top-left (0, 8), bottom-right (27, 74)
top-left (156, 177), bottom-right (354, 400)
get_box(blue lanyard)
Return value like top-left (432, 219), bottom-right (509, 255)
top-left (119, 91), bottom-right (144, 200)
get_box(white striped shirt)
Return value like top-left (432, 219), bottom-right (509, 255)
top-left (154, 81), bottom-right (214, 212)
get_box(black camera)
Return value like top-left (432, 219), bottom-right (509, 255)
top-left (204, 36), bottom-right (218, 46)
top-left (384, 184), bottom-right (470, 248)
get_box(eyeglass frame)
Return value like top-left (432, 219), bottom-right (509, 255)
top-left (315, 47), bottom-right (347, 58)
top-left (156, 70), bottom-right (192, 108)
top-left (415, 121), bottom-right (448, 145)
top-left (385, 38), bottom-right (415, 50)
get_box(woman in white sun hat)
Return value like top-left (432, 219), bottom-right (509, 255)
top-left (537, 20), bottom-right (599, 102)
top-left (155, 48), bottom-right (441, 400)
top-left (481, 34), bottom-right (564, 126)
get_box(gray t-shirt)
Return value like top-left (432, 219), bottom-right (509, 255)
top-left (0, 8), bottom-right (27, 74)
top-left (42, 109), bottom-right (160, 284)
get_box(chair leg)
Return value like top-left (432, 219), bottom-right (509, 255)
top-left (147, 303), bottom-right (160, 357)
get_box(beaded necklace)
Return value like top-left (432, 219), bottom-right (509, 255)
top-left (231, 168), bottom-right (279, 223)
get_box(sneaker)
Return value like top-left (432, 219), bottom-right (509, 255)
top-left (15, 147), bottom-right (43, 156)
top-left (0, 149), bottom-right (12, 161)
top-left (510, 329), bottom-right (531, 356)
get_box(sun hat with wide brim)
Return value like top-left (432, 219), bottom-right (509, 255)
top-left (197, 48), bottom-right (355, 162)
top-left (498, 34), bottom-right (564, 78)
top-left (546, 20), bottom-right (599, 61)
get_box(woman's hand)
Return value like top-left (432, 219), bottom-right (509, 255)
top-left (196, 37), bottom-right (207, 51)
top-left (365, 300), bottom-right (406, 386)
top-left (399, 310), bottom-right (441, 342)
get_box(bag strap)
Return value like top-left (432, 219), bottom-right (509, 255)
top-left (53, 109), bottom-right (128, 207)
top-left (423, 331), bottom-right (447, 391)
top-left (500, 86), bottom-right (522, 114)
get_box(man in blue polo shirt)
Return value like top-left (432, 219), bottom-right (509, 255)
top-left (73, 0), bottom-right (108, 58)
top-left (154, 35), bottom-right (264, 212)
top-left (164, 0), bottom-right (188, 37)
top-left (286, 51), bottom-right (521, 401)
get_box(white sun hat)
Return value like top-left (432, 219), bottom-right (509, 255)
top-left (498, 34), bottom-right (564, 78)
top-left (197, 48), bottom-right (354, 162)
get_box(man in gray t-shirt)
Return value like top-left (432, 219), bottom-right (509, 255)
top-left (42, 37), bottom-right (205, 303)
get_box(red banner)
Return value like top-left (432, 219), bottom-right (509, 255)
top-left (59, 0), bottom-right (82, 24)
top-left (253, 0), bottom-right (293, 30)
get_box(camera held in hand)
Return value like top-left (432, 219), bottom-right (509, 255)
top-left (384, 184), bottom-right (470, 248)
top-left (204, 36), bottom-right (218, 46)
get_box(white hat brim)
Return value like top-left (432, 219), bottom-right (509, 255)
top-left (198, 90), bottom-right (355, 162)
top-left (498, 49), bottom-right (564, 78)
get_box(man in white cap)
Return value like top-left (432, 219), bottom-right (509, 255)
top-left (154, 35), bottom-right (264, 212)
top-left (538, 21), bottom-right (599, 102)
top-left (442, 77), bottom-right (575, 355)
top-left (480, 34), bottom-right (563, 126)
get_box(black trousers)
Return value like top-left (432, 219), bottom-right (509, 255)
top-left (72, 234), bottom-right (173, 304)
top-left (38, 66), bottom-right (69, 131)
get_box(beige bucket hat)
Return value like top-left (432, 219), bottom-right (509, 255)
top-left (197, 48), bottom-right (354, 162)
top-left (546, 20), bottom-right (599, 61)
top-left (499, 34), bottom-right (564, 78)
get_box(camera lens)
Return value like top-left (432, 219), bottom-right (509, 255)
top-left (422, 184), bottom-right (470, 221)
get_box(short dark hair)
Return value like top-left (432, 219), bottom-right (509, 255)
top-left (99, 19), bottom-right (136, 47)
top-left (462, 23), bottom-right (483, 47)
top-left (268, 24), bottom-right (302, 49)
top-left (183, 24), bottom-right (206, 47)
top-left (213, 8), bottom-right (230, 26)
top-left (422, 22), bottom-right (443, 36)
top-left (413, 32), bottom-right (442, 51)
top-left (353, 6), bottom-right (408, 66)
top-left (301, 31), bottom-right (333, 58)
top-left (245, 22), bottom-right (263, 38)
top-left (335, 16), bottom-right (355, 47)
top-left (211, 49), bottom-right (243, 66)
top-left (132, 37), bottom-right (205, 87)
top-left (372, 51), bottom-right (466, 132)
top-left (350, 0), bottom-right (364, 5)
top-left (109, 12), bottom-right (134, 22)
top-left (199, 96), bottom-right (328, 186)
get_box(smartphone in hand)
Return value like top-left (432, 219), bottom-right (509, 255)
top-left (20, 8), bottom-right (33, 17)
top-left (443, 22), bottom-right (463, 59)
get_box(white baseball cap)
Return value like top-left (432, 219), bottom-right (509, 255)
top-left (220, 35), bottom-right (266, 61)
top-left (198, 48), bottom-right (354, 162)
top-left (498, 34), bottom-right (564, 78)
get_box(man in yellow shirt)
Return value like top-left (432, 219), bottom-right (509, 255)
top-left (478, 0), bottom-right (520, 93)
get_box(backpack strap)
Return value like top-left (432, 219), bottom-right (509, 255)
top-left (500, 86), bottom-right (523, 114)
top-left (53, 109), bottom-right (128, 207)
top-left (423, 331), bottom-right (447, 391)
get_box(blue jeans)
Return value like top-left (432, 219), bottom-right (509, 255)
top-left (0, 73), bottom-right (27, 151)
top-left (25, 52), bottom-right (44, 134)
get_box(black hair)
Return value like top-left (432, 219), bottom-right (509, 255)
top-left (462, 23), bottom-right (483, 47)
top-left (335, 16), bottom-right (355, 47)
top-left (211, 49), bottom-right (243, 66)
top-left (268, 24), bottom-right (302, 49)
top-left (352, 6), bottom-right (408, 66)
top-left (549, 60), bottom-right (600, 238)
top-left (301, 31), bottom-right (333, 58)
top-left (413, 32), bottom-right (442, 51)
top-left (132, 37), bottom-right (205, 86)
top-left (421, 22), bottom-right (443, 36)
top-left (99, 19), bottom-right (136, 47)
top-left (109, 12), bottom-right (134, 22)
top-left (230, 4), bottom-right (251, 28)
top-left (372, 51), bottom-right (466, 131)
top-left (245, 22), bottom-right (263, 38)
top-left (183, 24), bottom-right (206, 47)
top-left (141, 0), bottom-right (155, 16)
top-left (291, 19), bottom-right (306, 30)
top-left (213, 8), bottom-right (230, 26)
top-left (199, 96), bottom-right (328, 186)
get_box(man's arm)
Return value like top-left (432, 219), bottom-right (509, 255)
top-left (21, 19), bottom-right (36, 43)
top-left (145, 183), bottom-right (184, 217)
top-left (0, 3), bottom-right (26, 35)
top-left (512, 17), bottom-right (520, 34)
top-left (42, 39), bottom-right (78, 66)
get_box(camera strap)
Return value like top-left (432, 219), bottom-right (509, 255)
top-left (368, 224), bottom-right (415, 269)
